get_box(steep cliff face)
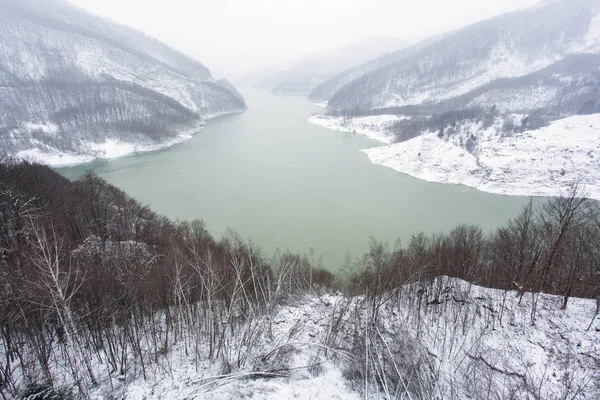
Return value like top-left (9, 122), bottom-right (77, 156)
top-left (0, 0), bottom-right (246, 162)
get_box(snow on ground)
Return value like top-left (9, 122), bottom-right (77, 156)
top-left (112, 351), bottom-right (359, 400)
top-left (8, 121), bottom-right (61, 139)
top-left (16, 133), bottom-right (193, 167)
top-left (22, 121), bottom-right (59, 135)
top-left (312, 101), bottom-right (328, 108)
top-left (468, 86), bottom-right (559, 111)
top-left (15, 129), bottom-right (200, 167)
top-left (15, 147), bottom-right (95, 166)
top-left (87, 280), bottom-right (600, 399)
top-left (356, 114), bottom-right (600, 200)
top-left (308, 114), bottom-right (408, 144)
top-left (12, 107), bottom-right (247, 167)
top-left (89, 294), bottom-right (362, 400)
top-left (386, 277), bottom-right (600, 399)
top-left (379, 50), bottom-right (560, 109)
top-left (77, 51), bottom-right (201, 113)
top-left (86, 134), bottom-right (194, 160)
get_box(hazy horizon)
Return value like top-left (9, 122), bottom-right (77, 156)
top-left (65, 0), bottom-right (541, 79)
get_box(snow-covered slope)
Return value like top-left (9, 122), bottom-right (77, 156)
top-left (361, 114), bottom-right (600, 200)
top-left (307, 41), bottom-right (427, 103)
top-left (433, 53), bottom-right (600, 115)
top-left (308, 0), bottom-right (600, 199)
top-left (307, 114), bottom-right (408, 144)
top-left (0, 0), bottom-right (246, 164)
top-left (88, 278), bottom-right (600, 399)
top-left (316, 0), bottom-right (599, 113)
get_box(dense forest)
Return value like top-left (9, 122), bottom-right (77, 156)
top-left (1, 158), bottom-right (599, 398)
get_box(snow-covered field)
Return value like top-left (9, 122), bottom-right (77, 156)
top-left (308, 114), bottom-right (408, 144)
top-left (309, 113), bottom-right (600, 200)
top-left (87, 278), bottom-right (600, 399)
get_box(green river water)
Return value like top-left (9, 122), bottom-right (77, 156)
top-left (58, 88), bottom-right (535, 271)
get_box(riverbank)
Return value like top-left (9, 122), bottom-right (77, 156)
top-left (308, 113), bottom-right (600, 201)
top-left (14, 110), bottom-right (246, 167)
top-left (307, 114), bottom-right (406, 144)
top-left (16, 130), bottom-right (198, 167)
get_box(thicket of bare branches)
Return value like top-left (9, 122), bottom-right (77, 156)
top-left (0, 159), bottom-right (334, 398)
top-left (1, 159), bottom-right (598, 398)
top-left (323, 274), bottom-right (599, 400)
top-left (349, 190), bottom-right (600, 314)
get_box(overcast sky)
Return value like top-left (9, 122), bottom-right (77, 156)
top-left (67, 0), bottom-right (540, 79)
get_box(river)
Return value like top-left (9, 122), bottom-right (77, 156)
top-left (57, 88), bottom-right (535, 271)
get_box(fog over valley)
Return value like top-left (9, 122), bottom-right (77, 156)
top-left (66, 0), bottom-right (540, 78)
top-left (1, 0), bottom-right (599, 399)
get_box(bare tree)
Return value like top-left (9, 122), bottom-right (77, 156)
top-left (26, 220), bottom-right (96, 394)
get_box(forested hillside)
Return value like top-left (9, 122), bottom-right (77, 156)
top-left (308, 0), bottom-right (600, 201)
top-left (312, 0), bottom-right (599, 115)
top-left (0, 0), bottom-right (246, 164)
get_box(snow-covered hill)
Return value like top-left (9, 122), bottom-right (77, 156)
top-left (355, 113), bottom-right (600, 200)
top-left (0, 0), bottom-right (246, 164)
top-left (308, 0), bottom-right (600, 199)
top-left (313, 0), bottom-right (599, 114)
top-left (87, 277), bottom-right (600, 399)
top-left (307, 41), bottom-right (426, 103)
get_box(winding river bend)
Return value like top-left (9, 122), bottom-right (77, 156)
top-left (58, 88), bottom-right (535, 271)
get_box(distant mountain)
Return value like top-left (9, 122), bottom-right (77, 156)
top-left (237, 38), bottom-right (406, 96)
top-left (307, 41), bottom-right (429, 103)
top-left (0, 0), bottom-right (246, 164)
top-left (312, 0), bottom-right (600, 115)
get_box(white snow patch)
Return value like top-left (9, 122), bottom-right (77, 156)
top-left (87, 139), bottom-right (146, 160)
top-left (86, 134), bottom-right (195, 160)
top-left (10, 122), bottom-right (60, 138)
top-left (381, 48), bottom-right (559, 109)
top-left (23, 121), bottom-right (60, 135)
top-left (308, 114), bottom-right (408, 144)
top-left (468, 86), bottom-right (559, 111)
top-left (111, 360), bottom-right (359, 400)
top-left (384, 277), bottom-right (600, 399)
top-left (16, 131), bottom-right (197, 167)
top-left (16, 147), bottom-right (95, 166)
top-left (76, 51), bottom-right (200, 112)
top-left (85, 279), bottom-right (600, 399)
top-left (362, 114), bottom-right (600, 200)
top-left (88, 294), bottom-right (363, 400)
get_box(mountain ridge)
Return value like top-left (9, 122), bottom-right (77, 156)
top-left (0, 0), bottom-right (246, 164)
top-left (311, 0), bottom-right (599, 114)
